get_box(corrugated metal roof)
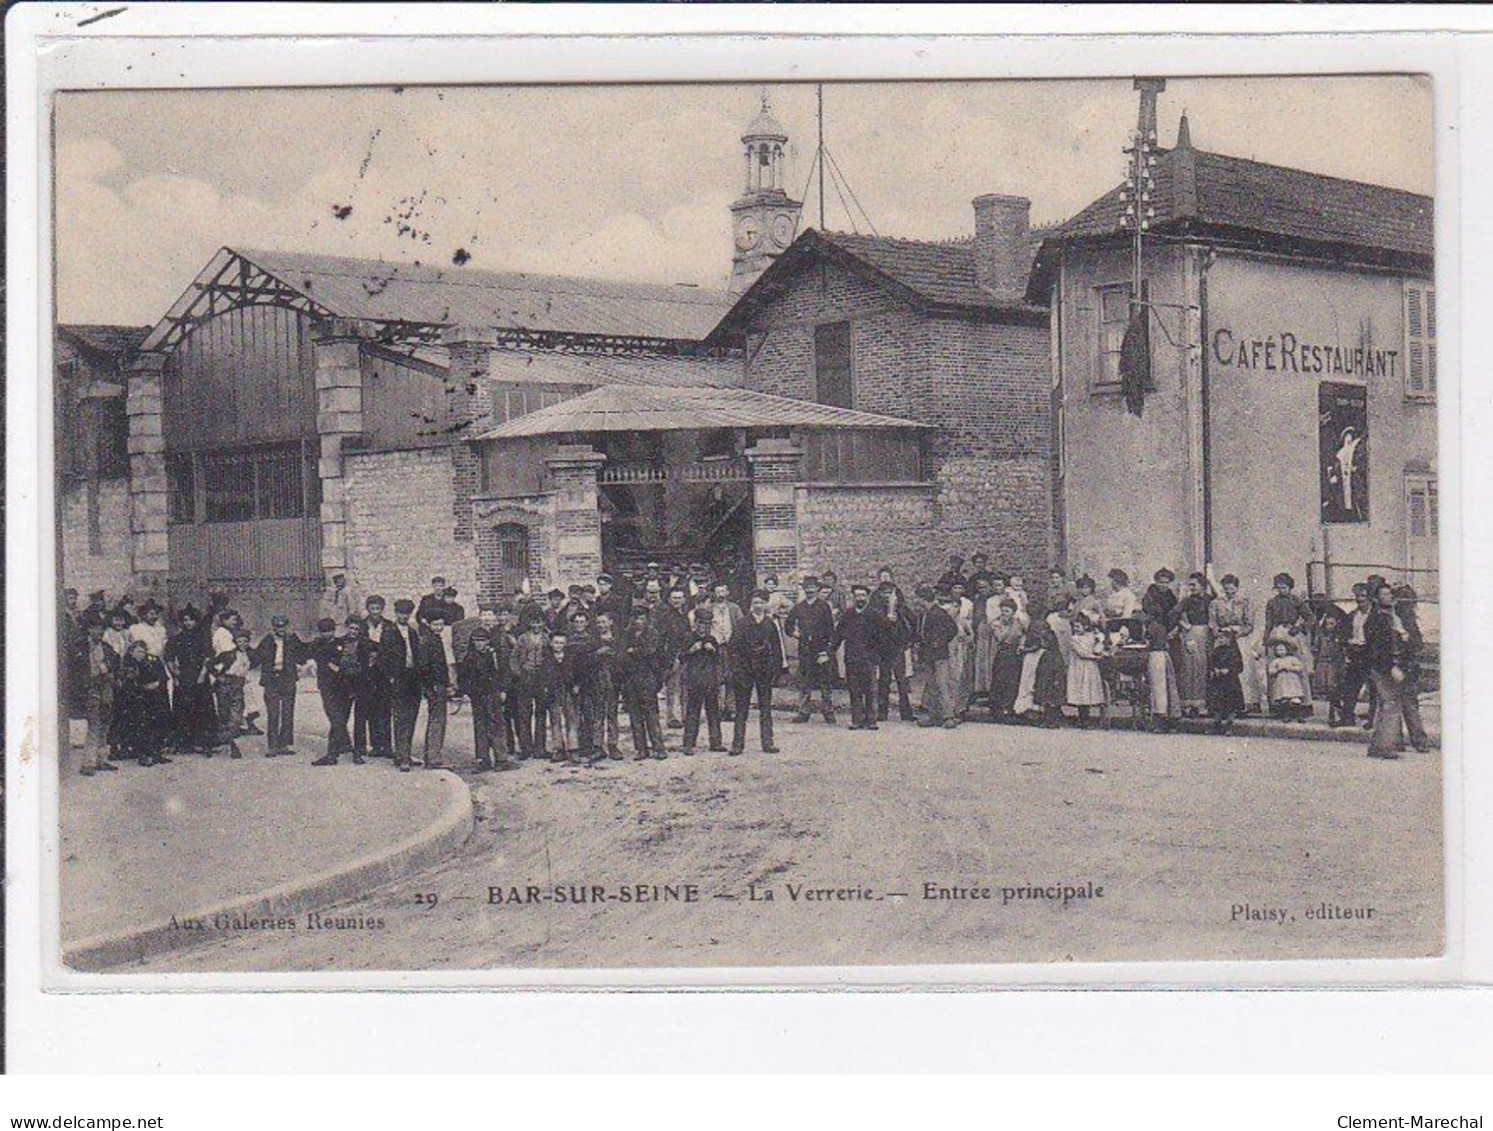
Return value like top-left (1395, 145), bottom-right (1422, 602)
top-left (477, 383), bottom-right (928, 439)
top-left (483, 349), bottom-right (743, 388)
top-left (237, 248), bottom-right (734, 340)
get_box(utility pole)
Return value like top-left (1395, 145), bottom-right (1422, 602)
top-left (817, 83), bottom-right (826, 230)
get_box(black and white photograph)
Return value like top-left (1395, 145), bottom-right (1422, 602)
top-left (46, 70), bottom-right (1446, 979)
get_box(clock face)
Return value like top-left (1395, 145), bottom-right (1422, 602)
top-left (770, 213), bottom-right (796, 249)
top-left (735, 215), bottom-right (763, 252)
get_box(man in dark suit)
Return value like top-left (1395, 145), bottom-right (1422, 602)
top-left (835, 584), bottom-right (883, 730)
top-left (309, 618), bottom-right (357, 766)
top-left (869, 567), bottom-right (915, 722)
top-left (416, 609), bottom-right (454, 769)
top-left (917, 589), bottom-right (961, 728)
top-left (382, 598), bottom-right (424, 771)
top-left (729, 590), bottom-right (786, 755)
top-left (786, 577), bottom-right (837, 725)
top-left (255, 614), bottom-right (304, 756)
top-left (356, 598), bottom-right (395, 760)
top-left (416, 576), bottom-right (450, 628)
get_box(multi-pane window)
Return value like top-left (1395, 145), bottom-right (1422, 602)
top-left (813, 321), bottom-right (854, 409)
top-left (1094, 283), bottom-right (1132, 386)
top-left (1404, 282), bottom-right (1437, 400)
top-left (189, 444), bottom-right (305, 524)
top-left (1405, 472), bottom-right (1439, 598)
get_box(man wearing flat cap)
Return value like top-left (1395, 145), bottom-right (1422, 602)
top-left (256, 614), bottom-right (306, 757)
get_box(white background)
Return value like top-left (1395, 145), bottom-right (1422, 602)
top-left (6, 3), bottom-right (1492, 1085)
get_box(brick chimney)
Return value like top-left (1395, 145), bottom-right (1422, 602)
top-left (971, 193), bottom-right (1032, 298)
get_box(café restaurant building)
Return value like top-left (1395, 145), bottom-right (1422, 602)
top-left (1029, 111), bottom-right (1438, 614)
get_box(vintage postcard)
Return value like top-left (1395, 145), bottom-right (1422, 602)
top-left (44, 70), bottom-right (1449, 982)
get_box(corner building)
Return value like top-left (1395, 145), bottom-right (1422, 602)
top-left (1031, 113), bottom-right (1437, 619)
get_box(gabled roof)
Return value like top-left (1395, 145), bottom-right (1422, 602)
top-left (477, 383), bottom-right (928, 440)
top-left (1029, 137), bottom-right (1433, 297)
top-left (239, 248), bottom-right (733, 340)
top-left (58, 324), bottom-right (151, 358)
top-left (711, 228), bottom-right (1049, 340)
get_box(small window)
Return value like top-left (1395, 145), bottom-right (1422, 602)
top-left (814, 321), bottom-right (853, 409)
top-left (201, 444), bottom-right (304, 523)
top-left (1094, 283), bottom-right (1132, 387)
top-left (1405, 472), bottom-right (1439, 599)
top-left (493, 523), bottom-right (531, 596)
top-left (1404, 282), bottom-right (1436, 401)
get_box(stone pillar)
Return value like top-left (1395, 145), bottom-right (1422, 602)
top-left (313, 319), bottom-right (367, 580)
top-left (544, 444), bottom-right (606, 589)
top-left (442, 327), bottom-right (498, 544)
top-left (126, 352), bottom-right (169, 595)
top-left (745, 438), bottom-right (803, 585)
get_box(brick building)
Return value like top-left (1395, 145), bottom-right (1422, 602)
top-left (707, 203), bottom-right (1054, 586)
top-left (1029, 105), bottom-right (1437, 628)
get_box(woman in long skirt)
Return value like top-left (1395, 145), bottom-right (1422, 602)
top-left (971, 578), bottom-right (996, 701)
top-left (1143, 617), bottom-right (1181, 730)
top-left (951, 583), bottom-right (976, 717)
top-left (987, 599), bottom-right (1026, 720)
top-left (1034, 606), bottom-right (1070, 727)
top-left (1209, 573), bottom-right (1257, 710)
top-left (1175, 572), bottom-right (1213, 716)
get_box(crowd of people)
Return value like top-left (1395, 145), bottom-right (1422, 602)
top-left (57, 553), bottom-right (1432, 776)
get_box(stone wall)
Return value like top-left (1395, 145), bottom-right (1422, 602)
top-left (343, 447), bottom-right (478, 608)
top-left (794, 483), bottom-right (938, 586)
top-left (59, 479), bottom-right (134, 598)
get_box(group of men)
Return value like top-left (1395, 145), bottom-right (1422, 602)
top-left (59, 550), bottom-right (1432, 774)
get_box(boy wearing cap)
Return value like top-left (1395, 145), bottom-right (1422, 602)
top-left (416, 577), bottom-right (449, 628)
top-left (917, 590), bottom-right (961, 728)
top-left (459, 628), bottom-right (517, 771)
top-left (511, 615), bottom-right (551, 759)
top-left (619, 609), bottom-right (667, 760)
top-left (594, 611), bottom-right (625, 760)
top-left (309, 618), bottom-right (357, 765)
top-left (256, 615), bottom-right (305, 757)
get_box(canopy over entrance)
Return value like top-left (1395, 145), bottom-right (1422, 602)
top-left (475, 383), bottom-right (929, 440)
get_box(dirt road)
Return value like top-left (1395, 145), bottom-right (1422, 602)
top-left (124, 713), bottom-right (1443, 975)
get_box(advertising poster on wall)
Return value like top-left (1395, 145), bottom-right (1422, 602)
top-left (1320, 381), bottom-right (1370, 524)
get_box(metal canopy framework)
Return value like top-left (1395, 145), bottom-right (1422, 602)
top-left (141, 247), bottom-right (746, 360)
top-left (141, 248), bottom-right (332, 353)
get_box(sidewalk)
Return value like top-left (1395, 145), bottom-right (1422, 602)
top-left (60, 697), bottom-right (473, 971)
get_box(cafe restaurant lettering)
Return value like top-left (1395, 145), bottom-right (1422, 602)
top-left (1212, 327), bottom-right (1400, 380)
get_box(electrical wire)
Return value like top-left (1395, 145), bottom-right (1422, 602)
top-left (825, 146), bottom-right (880, 238)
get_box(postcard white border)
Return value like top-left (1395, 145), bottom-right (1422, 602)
top-left (7, 2), bottom-right (1491, 1071)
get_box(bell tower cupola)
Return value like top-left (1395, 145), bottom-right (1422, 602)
top-left (729, 90), bottom-right (803, 294)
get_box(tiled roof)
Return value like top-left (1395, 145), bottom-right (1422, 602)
top-left (477, 383), bottom-right (928, 440)
top-left (818, 231), bottom-right (1045, 311)
top-left (237, 248), bottom-right (734, 340)
top-left (1054, 146), bottom-right (1433, 259)
top-left (58, 324), bottom-right (151, 357)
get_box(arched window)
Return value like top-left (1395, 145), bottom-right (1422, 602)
top-left (493, 523), bottom-right (531, 595)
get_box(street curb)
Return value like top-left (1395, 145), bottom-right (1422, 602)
top-left (62, 770), bottom-right (474, 972)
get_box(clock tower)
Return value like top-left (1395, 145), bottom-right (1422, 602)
top-left (728, 92), bottom-right (803, 294)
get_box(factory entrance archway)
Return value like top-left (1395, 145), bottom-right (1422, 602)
top-left (597, 427), bottom-right (756, 595)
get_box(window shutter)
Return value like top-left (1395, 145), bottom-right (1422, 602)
top-left (1408, 484), bottom-right (1427, 538)
top-left (1404, 282), bottom-right (1436, 399)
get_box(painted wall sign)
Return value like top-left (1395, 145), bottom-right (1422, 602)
top-left (1213, 328), bottom-right (1398, 379)
top-left (1319, 381), bottom-right (1369, 524)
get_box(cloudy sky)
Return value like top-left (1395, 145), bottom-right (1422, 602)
top-left (55, 75), bottom-right (1432, 326)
